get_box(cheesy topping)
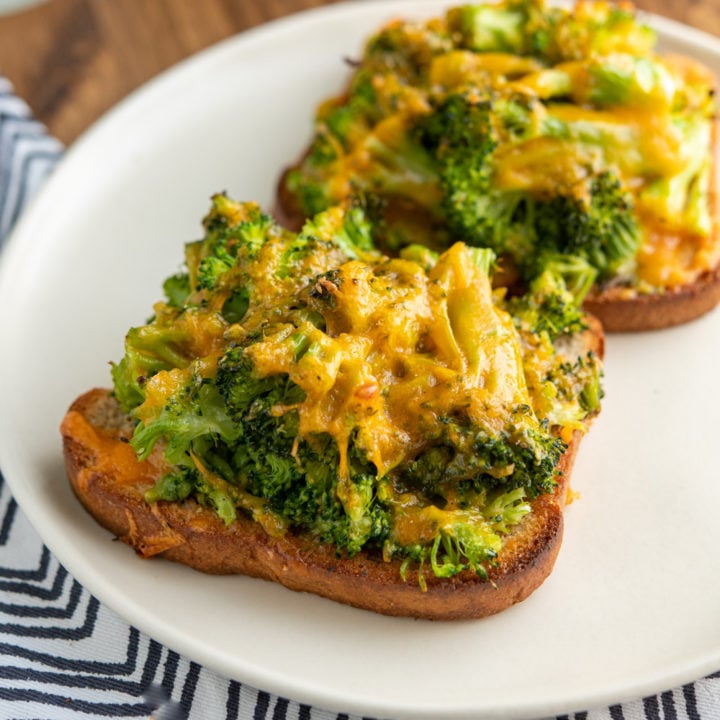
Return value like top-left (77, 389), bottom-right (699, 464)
top-left (112, 195), bottom-right (601, 576)
top-left (244, 243), bottom-right (531, 481)
top-left (288, 0), bottom-right (718, 291)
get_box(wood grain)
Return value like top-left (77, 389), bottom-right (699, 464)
top-left (0, 0), bottom-right (341, 143)
top-left (0, 0), bottom-right (717, 145)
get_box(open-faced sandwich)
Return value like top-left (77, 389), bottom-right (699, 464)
top-left (61, 195), bottom-right (603, 619)
top-left (278, 0), bottom-right (720, 331)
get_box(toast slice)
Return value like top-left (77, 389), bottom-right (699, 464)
top-left (276, 1), bottom-right (720, 332)
top-left (61, 387), bottom-right (588, 620)
top-left (59, 194), bottom-right (604, 621)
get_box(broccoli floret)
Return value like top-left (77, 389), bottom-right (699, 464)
top-left (215, 347), bottom-right (305, 419)
top-left (286, 72), bottom-right (382, 218)
top-left (545, 353), bottom-right (605, 419)
top-left (542, 1), bottom-right (656, 63)
top-left (145, 468), bottom-right (195, 504)
top-left (506, 266), bottom-right (589, 342)
top-left (291, 122), bottom-right (446, 252)
top-left (131, 378), bottom-right (240, 465)
top-left (413, 94), bottom-right (496, 181)
top-left (413, 94), bottom-right (516, 251)
top-left (358, 119), bottom-right (442, 208)
top-left (284, 166), bottom-right (336, 219)
top-left (214, 346), bottom-right (390, 553)
top-left (506, 271), bottom-right (603, 432)
top-left (144, 465), bottom-right (238, 526)
top-left (162, 273), bottom-right (191, 308)
top-left (446, 1), bottom-right (535, 54)
top-left (287, 66), bottom-right (398, 220)
top-left (194, 198), bottom-right (274, 292)
top-left (537, 253), bottom-right (597, 304)
top-left (411, 94), bottom-right (637, 282)
top-left (321, 71), bottom-right (379, 150)
top-left (363, 18), bottom-right (452, 83)
top-left (576, 355), bottom-right (604, 415)
top-left (297, 203), bottom-right (375, 260)
top-left (520, 172), bottom-right (640, 282)
top-left (637, 115), bottom-right (714, 236)
top-left (111, 358), bottom-right (145, 412)
top-left (411, 94), bottom-right (639, 282)
top-left (583, 55), bottom-right (676, 109)
top-left (110, 319), bottom-right (195, 413)
top-left (463, 418), bottom-right (567, 498)
top-left (427, 485), bottom-right (532, 578)
top-left (400, 413), bottom-right (565, 501)
top-left (272, 203), bottom-right (381, 287)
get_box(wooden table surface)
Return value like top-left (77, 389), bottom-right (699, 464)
top-left (0, 0), bottom-right (718, 146)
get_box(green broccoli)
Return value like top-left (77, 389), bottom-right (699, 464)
top-left (636, 114), bottom-right (714, 236)
top-left (193, 196), bottom-right (275, 292)
top-left (284, 72), bottom-right (380, 217)
top-left (399, 411), bottom-right (566, 502)
top-left (111, 319), bottom-right (197, 412)
top-left (362, 17), bottom-right (453, 84)
top-left (506, 265), bottom-right (589, 342)
top-left (444, 0), bottom-right (652, 63)
top-left (412, 93), bottom-right (639, 283)
top-left (294, 202), bottom-right (375, 264)
top-left (215, 347), bottom-right (390, 551)
top-left (505, 269), bottom-right (603, 432)
top-left (413, 94), bottom-right (508, 249)
top-left (539, 1), bottom-right (656, 63)
top-left (321, 71), bottom-right (379, 150)
top-left (446, 0), bottom-right (539, 54)
top-left (512, 172), bottom-right (640, 283)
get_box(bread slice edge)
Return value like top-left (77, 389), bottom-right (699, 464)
top-left (60, 386), bottom-right (593, 620)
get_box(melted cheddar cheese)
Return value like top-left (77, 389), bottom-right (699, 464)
top-left (244, 243), bottom-right (533, 500)
top-left (288, 0), bottom-right (718, 291)
top-left (113, 192), bottom-right (601, 576)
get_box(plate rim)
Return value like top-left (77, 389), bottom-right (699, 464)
top-left (0, 2), bottom-right (719, 718)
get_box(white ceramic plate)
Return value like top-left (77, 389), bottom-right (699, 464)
top-left (1, 2), bottom-right (719, 718)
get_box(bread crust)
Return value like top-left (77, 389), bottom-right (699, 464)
top-left (583, 110), bottom-right (720, 332)
top-left (61, 386), bottom-right (591, 620)
top-left (583, 262), bottom-right (720, 331)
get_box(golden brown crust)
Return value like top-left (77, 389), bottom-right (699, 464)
top-left (60, 384), bottom-right (594, 620)
top-left (583, 263), bottom-right (720, 332)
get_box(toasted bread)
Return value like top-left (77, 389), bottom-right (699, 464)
top-left (60, 193), bottom-right (604, 620)
top-left (61, 388), bottom-right (587, 620)
top-left (276, 2), bottom-right (720, 333)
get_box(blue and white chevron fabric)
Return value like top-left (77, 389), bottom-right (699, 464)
top-left (0, 76), bottom-right (719, 720)
top-left (0, 77), bottom-right (61, 245)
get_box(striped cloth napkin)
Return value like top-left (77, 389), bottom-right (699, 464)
top-left (0, 75), bottom-right (718, 720)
